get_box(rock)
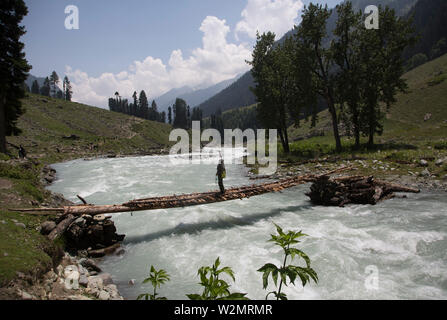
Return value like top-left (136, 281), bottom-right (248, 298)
top-left (21, 291), bottom-right (34, 300)
top-left (420, 168), bottom-right (430, 177)
top-left (40, 221), bottom-right (57, 235)
top-left (98, 290), bottom-right (110, 300)
top-left (3, 252), bottom-right (8, 257)
top-left (79, 275), bottom-right (89, 287)
top-left (64, 265), bottom-right (79, 277)
top-left (0, 220), bottom-right (5, 224)
top-left (87, 276), bottom-right (104, 292)
top-left (419, 159), bottom-right (429, 167)
top-left (73, 217), bottom-right (86, 227)
top-left (115, 248), bottom-right (125, 256)
top-left (67, 295), bottom-right (92, 300)
top-left (56, 265), bottom-right (64, 277)
top-left (128, 279), bottom-right (136, 286)
top-left (93, 214), bottom-right (106, 222)
top-left (64, 266), bottom-right (80, 290)
top-left (99, 273), bottom-right (114, 286)
top-left (435, 158), bottom-right (446, 166)
top-left (15, 222), bottom-right (26, 229)
top-left (424, 113), bottom-right (432, 121)
top-left (80, 258), bottom-right (102, 273)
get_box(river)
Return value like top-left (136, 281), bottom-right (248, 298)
top-left (47, 150), bottom-right (447, 300)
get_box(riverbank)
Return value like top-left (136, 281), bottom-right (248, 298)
top-left (0, 148), bottom-right (169, 300)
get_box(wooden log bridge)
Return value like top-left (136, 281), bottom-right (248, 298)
top-left (12, 167), bottom-right (419, 217)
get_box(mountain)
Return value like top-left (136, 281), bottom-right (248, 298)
top-left (403, 0), bottom-right (447, 59)
top-left (26, 74), bottom-right (63, 95)
top-left (198, 0), bottom-right (421, 116)
top-left (198, 72), bottom-right (257, 117)
top-left (155, 76), bottom-right (238, 113)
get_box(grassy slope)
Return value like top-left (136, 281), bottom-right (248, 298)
top-left (288, 53), bottom-right (447, 144)
top-left (0, 94), bottom-right (173, 287)
top-left (7, 94), bottom-right (173, 164)
top-left (282, 54), bottom-right (447, 179)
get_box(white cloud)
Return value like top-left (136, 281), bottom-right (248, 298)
top-left (235, 0), bottom-right (303, 40)
top-left (66, 16), bottom-right (252, 109)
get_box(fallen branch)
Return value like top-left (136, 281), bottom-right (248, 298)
top-left (48, 214), bottom-right (77, 241)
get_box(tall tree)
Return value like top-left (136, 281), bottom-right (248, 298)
top-left (149, 99), bottom-right (158, 121)
top-left (31, 80), bottom-right (40, 94)
top-left (49, 71), bottom-right (59, 98)
top-left (357, 5), bottom-right (416, 148)
top-left (295, 3), bottom-right (342, 152)
top-left (63, 76), bottom-right (72, 101)
top-left (248, 32), bottom-right (293, 153)
top-left (173, 98), bottom-right (188, 129)
top-left (331, 2), bottom-right (364, 149)
top-left (0, 0), bottom-right (31, 153)
top-left (139, 90), bottom-right (149, 119)
top-left (168, 106), bottom-right (172, 125)
top-left (40, 77), bottom-right (50, 96)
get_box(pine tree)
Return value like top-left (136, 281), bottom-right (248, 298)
top-left (0, 0), bottom-right (31, 153)
top-left (49, 71), bottom-right (59, 98)
top-left (63, 76), bottom-right (72, 101)
top-left (168, 106), bottom-right (172, 124)
top-left (139, 90), bottom-right (149, 119)
top-left (40, 77), bottom-right (50, 96)
top-left (31, 80), bottom-right (40, 94)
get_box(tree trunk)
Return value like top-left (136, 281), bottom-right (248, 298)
top-left (326, 93), bottom-right (342, 152)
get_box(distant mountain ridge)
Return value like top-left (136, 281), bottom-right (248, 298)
top-left (155, 75), bottom-right (238, 113)
top-left (197, 0), bottom-right (421, 116)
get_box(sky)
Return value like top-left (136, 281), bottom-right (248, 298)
top-left (22, 0), bottom-right (342, 108)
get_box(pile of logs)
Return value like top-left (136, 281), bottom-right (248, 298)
top-left (41, 213), bottom-right (125, 258)
top-left (306, 175), bottom-right (420, 206)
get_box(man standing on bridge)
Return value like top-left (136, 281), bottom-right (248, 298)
top-left (216, 159), bottom-right (226, 195)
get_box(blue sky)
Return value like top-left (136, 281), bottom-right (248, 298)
top-left (22, 0), bottom-right (343, 107)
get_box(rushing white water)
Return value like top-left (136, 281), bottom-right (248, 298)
top-left (47, 150), bottom-right (447, 300)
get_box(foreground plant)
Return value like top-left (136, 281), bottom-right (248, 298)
top-left (187, 257), bottom-right (249, 300)
top-left (137, 265), bottom-right (170, 300)
top-left (258, 223), bottom-right (318, 300)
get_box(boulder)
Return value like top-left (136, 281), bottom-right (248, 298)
top-left (98, 290), bottom-right (110, 300)
top-left (99, 273), bottom-right (114, 286)
top-left (435, 158), bottom-right (446, 166)
top-left (80, 258), bottom-right (102, 273)
top-left (419, 159), bottom-right (429, 167)
top-left (420, 168), bottom-right (431, 177)
top-left (79, 275), bottom-right (89, 287)
top-left (15, 222), bottom-right (26, 229)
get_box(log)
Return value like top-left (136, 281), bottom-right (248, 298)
top-left (48, 214), bottom-right (77, 241)
top-left (88, 243), bottom-right (121, 258)
top-left (77, 195), bottom-right (88, 205)
top-left (306, 175), bottom-right (419, 206)
top-left (12, 167), bottom-right (353, 216)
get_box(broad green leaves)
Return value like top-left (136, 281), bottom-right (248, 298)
top-left (137, 265), bottom-right (170, 300)
top-left (187, 257), bottom-right (249, 300)
top-left (258, 223), bottom-right (318, 300)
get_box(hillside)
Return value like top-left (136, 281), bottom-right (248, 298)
top-left (288, 53), bottom-right (447, 143)
top-left (6, 94), bottom-right (173, 164)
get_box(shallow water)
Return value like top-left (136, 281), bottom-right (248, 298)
top-left (47, 151), bottom-right (447, 300)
